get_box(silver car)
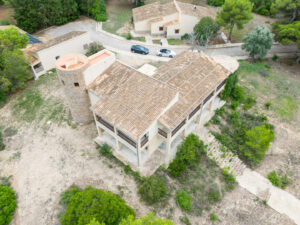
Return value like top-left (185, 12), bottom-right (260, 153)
top-left (156, 49), bottom-right (176, 58)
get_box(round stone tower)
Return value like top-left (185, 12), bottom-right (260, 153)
top-left (55, 53), bottom-right (93, 124)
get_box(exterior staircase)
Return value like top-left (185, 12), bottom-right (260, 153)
top-left (194, 127), bottom-right (246, 176)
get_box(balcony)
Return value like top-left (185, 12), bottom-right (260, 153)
top-left (141, 136), bottom-right (149, 147)
top-left (117, 129), bottom-right (137, 148)
top-left (96, 115), bottom-right (114, 132)
top-left (158, 128), bottom-right (167, 138)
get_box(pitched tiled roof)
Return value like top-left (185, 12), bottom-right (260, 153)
top-left (133, 1), bottom-right (178, 23)
top-left (89, 61), bottom-right (177, 140)
top-left (154, 52), bottom-right (230, 130)
top-left (176, 1), bottom-right (216, 19)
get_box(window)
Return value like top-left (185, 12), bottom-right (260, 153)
top-left (175, 29), bottom-right (180, 34)
top-left (74, 82), bottom-right (79, 87)
top-left (55, 56), bottom-right (60, 60)
top-left (159, 26), bottom-right (163, 31)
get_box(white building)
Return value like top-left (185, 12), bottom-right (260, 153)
top-left (25, 31), bottom-right (91, 79)
top-left (55, 49), bottom-right (238, 176)
top-left (132, 0), bottom-right (216, 38)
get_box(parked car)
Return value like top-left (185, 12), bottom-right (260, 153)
top-left (156, 49), bottom-right (176, 58)
top-left (131, 45), bottom-right (149, 55)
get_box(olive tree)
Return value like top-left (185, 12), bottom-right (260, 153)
top-left (242, 26), bottom-right (274, 59)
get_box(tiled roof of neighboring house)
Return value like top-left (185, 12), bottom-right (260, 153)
top-left (133, 1), bottom-right (178, 23)
top-left (88, 61), bottom-right (177, 140)
top-left (176, 1), bottom-right (216, 19)
top-left (154, 52), bottom-right (230, 130)
top-left (32, 31), bottom-right (86, 52)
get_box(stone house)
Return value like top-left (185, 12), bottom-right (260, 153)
top-left (55, 49), bottom-right (238, 176)
top-left (132, 0), bottom-right (216, 38)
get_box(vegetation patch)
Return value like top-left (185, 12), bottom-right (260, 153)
top-left (102, 3), bottom-right (132, 34)
top-left (0, 127), bottom-right (5, 150)
top-left (238, 61), bottom-right (300, 121)
top-left (267, 170), bottom-right (292, 189)
top-left (167, 39), bottom-right (183, 45)
top-left (210, 71), bottom-right (275, 167)
top-left (59, 185), bottom-right (135, 225)
top-left (175, 190), bottom-right (192, 212)
top-left (0, 179), bottom-right (16, 225)
top-left (138, 175), bottom-right (169, 205)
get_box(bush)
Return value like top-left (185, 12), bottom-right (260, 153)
top-left (176, 190), bottom-right (192, 212)
top-left (265, 101), bottom-right (271, 109)
top-left (87, 0), bottom-right (107, 21)
top-left (138, 175), bottom-right (168, 205)
top-left (241, 124), bottom-right (274, 167)
top-left (98, 143), bottom-right (113, 158)
top-left (272, 54), bottom-right (279, 61)
top-left (221, 72), bottom-right (238, 100)
top-left (0, 186), bottom-right (17, 225)
top-left (243, 96), bottom-right (256, 110)
top-left (207, 0), bottom-right (224, 6)
top-left (193, 17), bottom-right (220, 46)
top-left (60, 186), bottom-right (135, 225)
top-left (0, 127), bottom-right (5, 151)
top-left (267, 170), bottom-right (291, 189)
top-left (0, 19), bottom-right (10, 25)
top-left (120, 212), bottom-right (174, 225)
top-left (221, 167), bottom-right (236, 191)
top-left (181, 33), bottom-right (190, 40)
top-left (168, 134), bottom-right (206, 177)
top-left (86, 42), bottom-right (104, 57)
top-left (232, 86), bottom-right (245, 103)
top-left (210, 213), bottom-right (219, 222)
top-left (179, 216), bottom-right (191, 225)
top-left (207, 185), bottom-right (221, 203)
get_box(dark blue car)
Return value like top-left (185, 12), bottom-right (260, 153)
top-left (131, 45), bottom-right (149, 55)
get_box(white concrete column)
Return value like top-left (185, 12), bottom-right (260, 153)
top-left (137, 139), bottom-right (142, 167)
top-left (166, 132), bottom-right (171, 162)
top-left (196, 104), bottom-right (203, 125)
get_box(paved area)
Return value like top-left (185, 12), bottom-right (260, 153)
top-left (35, 18), bottom-right (300, 59)
top-left (238, 169), bottom-right (300, 225)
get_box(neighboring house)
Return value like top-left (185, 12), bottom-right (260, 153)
top-left (132, 0), bottom-right (216, 38)
top-left (55, 49), bottom-right (238, 176)
top-left (25, 31), bottom-right (91, 79)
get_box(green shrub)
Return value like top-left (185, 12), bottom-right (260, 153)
top-left (265, 101), bottom-right (271, 109)
top-left (243, 96), bottom-right (256, 110)
top-left (179, 216), bottom-right (191, 225)
top-left (138, 175), bottom-right (168, 205)
top-left (272, 54), bottom-right (279, 61)
top-left (181, 33), bottom-right (190, 40)
top-left (0, 127), bottom-right (5, 151)
top-left (59, 185), bottom-right (81, 206)
top-left (210, 213), bottom-right (219, 222)
top-left (120, 212), bottom-right (174, 225)
top-left (0, 186), bottom-right (17, 225)
top-left (207, 0), bottom-right (225, 6)
top-left (98, 143), bottom-right (113, 158)
top-left (207, 185), bottom-right (221, 203)
top-left (60, 186), bottom-right (135, 225)
top-left (85, 42), bottom-right (104, 57)
top-left (0, 19), bottom-right (10, 25)
top-left (176, 190), bottom-right (192, 212)
top-left (168, 134), bottom-right (206, 177)
top-left (221, 167), bottom-right (236, 191)
top-left (267, 170), bottom-right (291, 189)
top-left (241, 124), bottom-right (274, 167)
top-left (232, 86), bottom-right (245, 103)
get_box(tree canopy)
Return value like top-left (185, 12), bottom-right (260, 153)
top-left (276, 21), bottom-right (300, 46)
top-left (242, 26), bottom-right (274, 59)
top-left (251, 0), bottom-right (274, 15)
top-left (0, 26), bottom-right (31, 106)
top-left (60, 186), bottom-right (135, 225)
top-left (6, 0), bottom-right (107, 33)
top-left (193, 17), bottom-right (220, 46)
top-left (216, 0), bottom-right (253, 41)
top-left (271, 0), bottom-right (300, 23)
top-left (0, 185), bottom-right (17, 225)
top-left (119, 213), bottom-right (174, 225)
